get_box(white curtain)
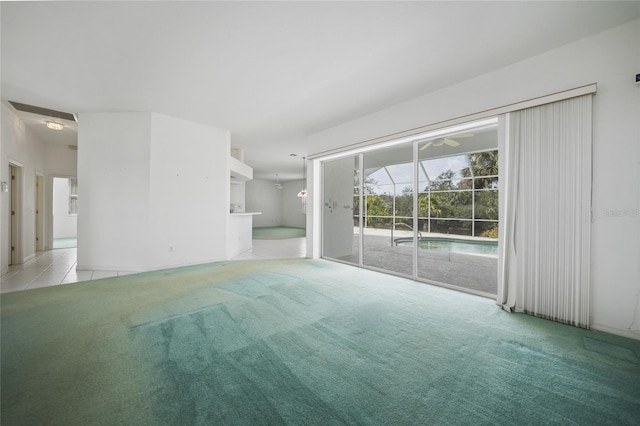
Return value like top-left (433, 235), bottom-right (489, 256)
top-left (498, 95), bottom-right (592, 328)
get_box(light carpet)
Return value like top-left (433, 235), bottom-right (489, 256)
top-left (252, 226), bottom-right (306, 240)
top-left (1, 259), bottom-right (639, 425)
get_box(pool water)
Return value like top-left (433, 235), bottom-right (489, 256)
top-left (395, 237), bottom-right (498, 256)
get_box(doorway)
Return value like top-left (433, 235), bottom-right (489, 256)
top-left (52, 177), bottom-right (78, 249)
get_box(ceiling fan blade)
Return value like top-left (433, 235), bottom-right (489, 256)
top-left (444, 138), bottom-right (460, 147)
top-left (419, 141), bottom-right (433, 151)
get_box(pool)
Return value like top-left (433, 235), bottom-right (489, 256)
top-left (395, 236), bottom-right (498, 256)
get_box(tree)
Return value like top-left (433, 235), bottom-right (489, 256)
top-left (475, 190), bottom-right (498, 220)
top-left (462, 151), bottom-right (499, 189)
top-left (364, 195), bottom-right (389, 227)
top-left (395, 186), bottom-right (413, 219)
top-left (428, 170), bottom-right (456, 191)
top-left (363, 175), bottom-right (379, 195)
top-left (418, 194), bottom-right (443, 230)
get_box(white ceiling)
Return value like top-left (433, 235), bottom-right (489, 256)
top-left (2, 1), bottom-right (638, 180)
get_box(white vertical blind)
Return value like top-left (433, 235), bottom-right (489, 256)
top-left (499, 95), bottom-right (592, 328)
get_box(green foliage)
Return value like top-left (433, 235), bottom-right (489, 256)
top-left (394, 187), bottom-right (413, 219)
top-left (356, 150), bottom-right (499, 234)
top-left (475, 190), bottom-right (499, 220)
top-left (481, 225), bottom-right (499, 238)
top-left (364, 195), bottom-right (390, 227)
top-left (462, 151), bottom-right (499, 189)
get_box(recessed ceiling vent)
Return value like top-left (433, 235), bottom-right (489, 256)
top-left (8, 101), bottom-right (77, 122)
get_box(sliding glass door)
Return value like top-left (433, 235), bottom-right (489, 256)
top-left (321, 118), bottom-right (499, 296)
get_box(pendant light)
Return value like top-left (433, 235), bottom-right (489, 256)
top-left (296, 157), bottom-right (307, 198)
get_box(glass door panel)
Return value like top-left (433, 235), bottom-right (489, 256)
top-left (322, 156), bottom-right (359, 264)
top-left (417, 134), bottom-right (499, 296)
top-left (362, 144), bottom-right (414, 277)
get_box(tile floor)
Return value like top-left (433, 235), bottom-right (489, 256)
top-left (0, 237), bottom-right (307, 294)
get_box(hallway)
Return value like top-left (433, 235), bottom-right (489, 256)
top-left (0, 238), bottom-right (307, 294)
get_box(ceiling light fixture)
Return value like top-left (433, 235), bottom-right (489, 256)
top-left (45, 121), bottom-right (64, 131)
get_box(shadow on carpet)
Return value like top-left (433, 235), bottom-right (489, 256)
top-left (2, 259), bottom-right (639, 425)
top-left (252, 226), bottom-right (306, 240)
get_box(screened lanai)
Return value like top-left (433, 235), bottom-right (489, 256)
top-left (322, 118), bottom-right (499, 297)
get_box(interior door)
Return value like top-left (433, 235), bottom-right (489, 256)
top-left (35, 174), bottom-right (44, 251)
top-left (9, 165), bottom-right (17, 265)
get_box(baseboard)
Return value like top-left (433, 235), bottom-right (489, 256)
top-left (23, 253), bottom-right (36, 264)
top-left (77, 257), bottom-right (229, 275)
top-left (227, 247), bottom-right (251, 259)
top-left (590, 323), bottom-right (640, 341)
top-left (76, 264), bottom-right (141, 273)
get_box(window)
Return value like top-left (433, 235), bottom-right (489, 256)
top-left (68, 178), bottom-right (78, 215)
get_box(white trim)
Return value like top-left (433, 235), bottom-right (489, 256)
top-left (309, 84), bottom-right (596, 161)
top-left (314, 118), bottom-right (498, 162)
top-left (591, 324), bottom-right (640, 341)
top-left (8, 158), bottom-right (24, 168)
top-left (308, 159), bottom-right (322, 259)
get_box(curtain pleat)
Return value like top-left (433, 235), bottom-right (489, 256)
top-left (499, 95), bottom-right (592, 328)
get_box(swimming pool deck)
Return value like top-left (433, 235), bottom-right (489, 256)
top-left (332, 229), bottom-right (498, 297)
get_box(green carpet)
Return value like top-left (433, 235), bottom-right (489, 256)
top-left (252, 226), bottom-right (306, 240)
top-left (1, 259), bottom-right (639, 425)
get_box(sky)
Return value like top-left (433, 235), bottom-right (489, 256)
top-left (366, 155), bottom-right (470, 194)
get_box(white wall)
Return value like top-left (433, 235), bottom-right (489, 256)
top-left (52, 177), bottom-right (76, 239)
top-left (245, 179), bottom-right (306, 228)
top-left (147, 113), bottom-right (229, 270)
top-left (78, 112), bottom-right (230, 272)
top-left (227, 215), bottom-right (253, 258)
top-left (308, 20), bottom-right (640, 339)
top-left (281, 179), bottom-right (306, 228)
top-left (77, 112), bottom-right (152, 271)
top-left (245, 179), bottom-right (283, 227)
top-left (230, 182), bottom-right (245, 212)
top-left (1, 102), bottom-right (46, 273)
top-left (45, 144), bottom-right (77, 176)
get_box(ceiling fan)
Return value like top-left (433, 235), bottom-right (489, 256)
top-left (419, 133), bottom-right (473, 150)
